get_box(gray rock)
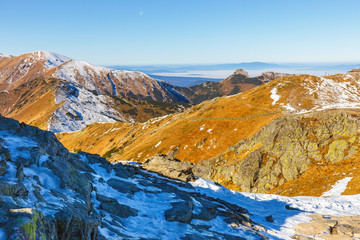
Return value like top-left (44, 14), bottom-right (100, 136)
top-left (165, 199), bottom-right (194, 223)
top-left (15, 156), bottom-right (32, 168)
top-left (0, 147), bottom-right (11, 162)
top-left (0, 181), bottom-right (28, 198)
top-left (142, 153), bottom-right (196, 182)
top-left (107, 178), bottom-right (140, 194)
top-left (100, 201), bottom-right (138, 218)
top-left (266, 215), bottom-right (274, 222)
top-left (96, 193), bottom-right (117, 203)
top-left (0, 159), bottom-right (6, 176)
top-left (193, 198), bottom-right (219, 221)
top-left (16, 164), bottom-right (24, 183)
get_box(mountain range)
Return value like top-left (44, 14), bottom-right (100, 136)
top-left (2, 50), bottom-right (360, 239)
top-left (0, 51), bottom-right (286, 132)
top-left (0, 51), bottom-right (191, 132)
top-left (58, 70), bottom-right (360, 197)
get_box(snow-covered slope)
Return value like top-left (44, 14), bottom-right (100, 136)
top-left (0, 51), bottom-right (69, 90)
top-left (49, 82), bottom-right (132, 132)
top-left (51, 59), bottom-right (188, 102)
top-left (0, 117), bottom-right (264, 239)
top-left (0, 51), bottom-right (189, 132)
top-left (192, 178), bottom-right (360, 240)
top-left (1, 117), bottom-right (360, 240)
top-left (268, 73), bottom-right (360, 113)
top-left (35, 51), bottom-right (70, 68)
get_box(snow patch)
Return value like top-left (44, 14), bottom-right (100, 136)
top-left (270, 88), bottom-right (280, 105)
top-left (35, 51), bottom-right (70, 68)
top-left (322, 177), bottom-right (353, 197)
top-left (191, 177), bottom-right (360, 240)
top-left (48, 82), bottom-right (129, 132)
top-left (154, 141), bottom-right (162, 148)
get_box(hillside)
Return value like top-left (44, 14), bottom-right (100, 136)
top-left (174, 69), bottom-right (288, 104)
top-left (57, 72), bottom-right (360, 196)
top-left (195, 109), bottom-right (360, 196)
top-left (3, 116), bottom-right (360, 240)
top-left (0, 115), bottom-right (266, 239)
top-left (0, 52), bottom-right (190, 132)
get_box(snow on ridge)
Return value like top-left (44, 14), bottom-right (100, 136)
top-left (282, 76), bottom-right (360, 113)
top-left (48, 82), bottom-right (129, 132)
top-left (28, 51), bottom-right (71, 68)
top-left (322, 177), bottom-right (353, 197)
top-left (52, 60), bottom-right (150, 91)
top-left (270, 87), bottom-right (280, 105)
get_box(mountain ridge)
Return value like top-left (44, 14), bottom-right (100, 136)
top-left (57, 71), bottom-right (360, 196)
top-left (0, 51), bottom-right (191, 132)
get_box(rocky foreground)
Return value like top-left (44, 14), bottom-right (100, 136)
top-left (2, 115), bottom-right (360, 240)
top-left (0, 116), bottom-right (269, 239)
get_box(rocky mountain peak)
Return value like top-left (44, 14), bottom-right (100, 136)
top-left (232, 68), bottom-right (250, 78)
top-left (260, 71), bottom-right (289, 82)
top-left (25, 51), bottom-right (71, 68)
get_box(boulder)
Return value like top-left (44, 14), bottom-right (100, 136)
top-left (336, 224), bottom-right (360, 237)
top-left (0, 181), bottom-right (28, 198)
top-left (192, 198), bottom-right (219, 221)
top-left (142, 154), bottom-right (196, 182)
top-left (165, 198), bottom-right (194, 223)
top-left (295, 222), bottom-right (331, 236)
top-left (317, 234), bottom-right (354, 240)
top-left (107, 178), bottom-right (141, 194)
top-left (99, 201), bottom-right (138, 218)
top-left (96, 193), bottom-right (117, 203)
top-left (4, 208), bottom-right (57, 240)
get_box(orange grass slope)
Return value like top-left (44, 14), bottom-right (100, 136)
top-left (57, 74), bottom-right (290, 163)
top-left (58, 72), bottom-right (360, 166)
top-left (0, 77), bottom-right (63, 130)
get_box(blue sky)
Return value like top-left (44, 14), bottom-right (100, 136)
top-left (1, 0), bottom-right (359, 65)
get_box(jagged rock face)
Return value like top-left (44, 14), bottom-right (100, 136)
top-left (194, 110), bottom-right (360, 194)
top-left (0, 116), bottom-right (265, 239)
top-left (141, 153), bottom-right (196, 182)
top-left (259, 72), bottom-right (289, 83)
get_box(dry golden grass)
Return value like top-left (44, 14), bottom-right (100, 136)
top-left (58, 77), bottom-right (285, 164)
top-left (269, 154), bottom-right (360, 196)
top-left (0, 77), bottom-right (61, 130)
top-left (7, 90), bottom-right (62, 130)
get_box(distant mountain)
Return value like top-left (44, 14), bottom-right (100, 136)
top-left (0, 51), bottom-right (189, 132)
top-left (109, 62), bottom-right (280, 74)
top-left (149, 74), bottom-right (223, 87)
top-left (173, 69), bottom-right (289, 104)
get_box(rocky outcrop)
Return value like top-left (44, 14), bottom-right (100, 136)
top-left (0, 116), bottom-right (265, 239)
top-left (293, 214), bottom-right (360, 239)
top-left (141, 153), bottom-right (197, 182)
top-left (194, 110), bottom-right (360, 193)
